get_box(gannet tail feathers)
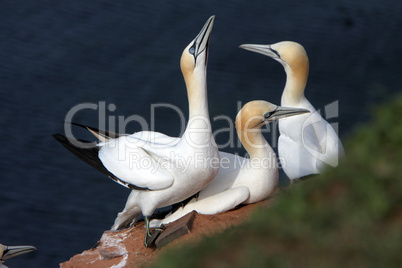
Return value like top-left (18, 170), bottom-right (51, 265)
top-left (112, 206), bottom-right (142, 230)
top-left (52, 134), bottom-right (147, 191)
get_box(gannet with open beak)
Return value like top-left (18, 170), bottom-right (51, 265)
top-left (53, 16), bottom-right (219, 247)
top-left (149, 101), bottom-right (309, 227)
top-left (0, 243), bottom-right (36, 268)
top-left (240, 41), bottom-right (344, 180)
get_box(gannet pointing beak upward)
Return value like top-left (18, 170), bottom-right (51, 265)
top-left (240, 41), bottom-right (344, 180)
top-left (53, 16), bottom-right (218, 247)
top-left (0, 243), bottom-right (36, 267)
top-left (150, 101), bottom-right (309, 228)
top-left (186, 14), bottom-right (213, 66)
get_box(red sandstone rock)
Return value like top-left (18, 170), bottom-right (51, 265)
top-left (60, 201), bottom-right (271, 268)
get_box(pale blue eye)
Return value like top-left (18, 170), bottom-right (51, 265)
top-left (189, 47), bottom-right (195, 54)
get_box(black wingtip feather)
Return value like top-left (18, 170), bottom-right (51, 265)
top-left (53, 133), bottom-right (103, 171)
top-left (67, 122), bottom-right (124, 139)
top-left (53, 133), bottom-right (147, 191)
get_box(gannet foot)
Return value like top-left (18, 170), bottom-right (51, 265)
top-left (144, 235), bottom-right (151, 248)
top-left (158, 224), bottom-right (166, 230)
top-left (154, 224), bottom-right (166, 232)
top-left (144, 217), bottom-right (151, 247)
top-left (143, 218), bottom-right (166, 247)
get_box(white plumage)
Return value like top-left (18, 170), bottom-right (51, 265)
top-left (54, 16), bottom-right (218, 247)
top-left (240, 41), bottom-right (344, 179)
top-left (150, 100), bottom-right (309, 227)
top-left (108, 17), bottom-right (219, 239)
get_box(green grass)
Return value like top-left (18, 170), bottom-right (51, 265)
top-left (148, 95), bottom-right (402, 268)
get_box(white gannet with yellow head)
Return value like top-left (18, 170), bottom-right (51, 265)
top-left (53, 16), bottom-right (219, 247)
top-left (149, 100), bottom-right (309, 227)
top-left (240, 41), bottom-right (344, 180)
top-left (0, 243), bottom-right (36, 268)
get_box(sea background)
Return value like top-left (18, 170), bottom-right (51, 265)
top-left (0, 1), bottom-right (401, 267)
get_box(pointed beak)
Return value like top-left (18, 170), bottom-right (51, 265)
top-left (1, 245), bottom-right (37, 261)
top-left (264, 106), bottom-right (310, 122)
top-left (239, 44), bottom-right (279, 59)
top-left (193, 15), bottom-right (215, 59)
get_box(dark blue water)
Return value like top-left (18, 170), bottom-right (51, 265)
top-left (1, 1), bottom-right (401, 267)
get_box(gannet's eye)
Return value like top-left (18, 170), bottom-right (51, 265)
top-left (271, 49), bottom-right (280, 58)
top-left (264, 111), bottom-right (273, 119)
top-left (264, 107), bottom-right (278, 119)
top-left (189, 47), bottom-right (195, 54)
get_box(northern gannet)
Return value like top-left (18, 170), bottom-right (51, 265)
top-left (0, 243), bottom-right (36, 268)
top-left (53, 16), bottom-right (219, 247)
top-left (149, 101), bottom-right (309, 227)
top-left (240, 41), bottom-right (344, 180)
